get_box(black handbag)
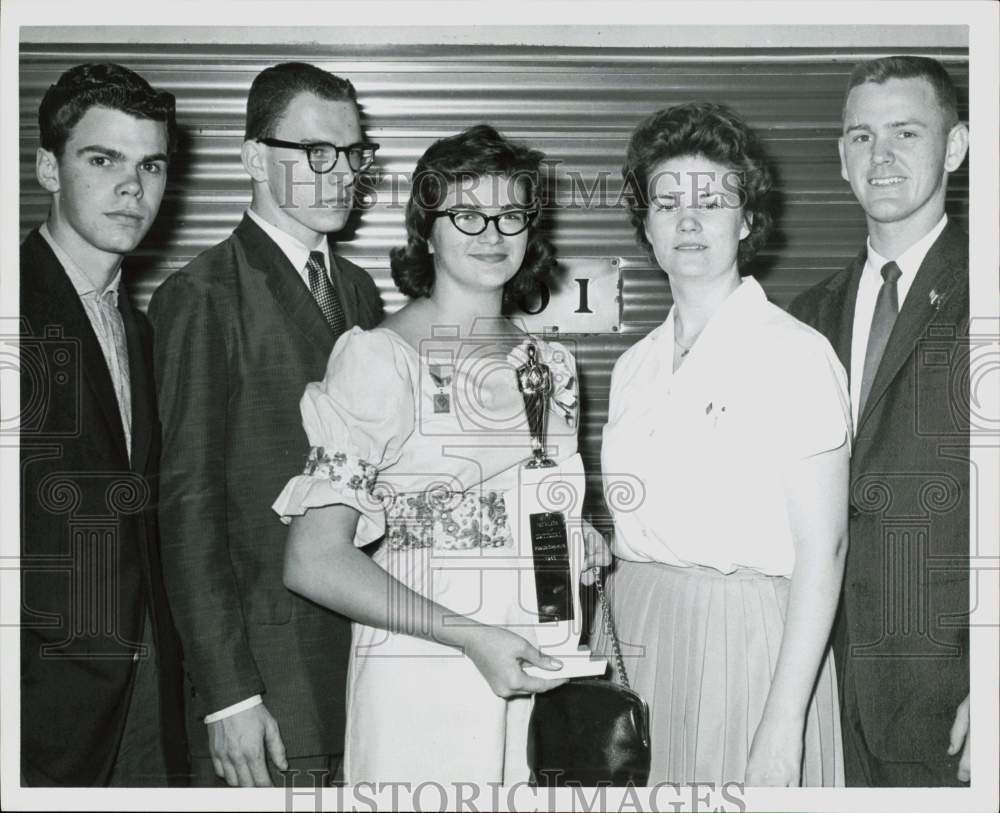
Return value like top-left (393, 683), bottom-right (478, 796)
top-left (527, 571), bottom-right (651, 786)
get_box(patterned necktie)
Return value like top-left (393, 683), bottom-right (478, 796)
top-left (306, 250), bottom-right (347, 339)
top-left (859, 260), bottom-right (902, 415)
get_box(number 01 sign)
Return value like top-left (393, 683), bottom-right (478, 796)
top-left (513, 257), bottom-right (621, 335)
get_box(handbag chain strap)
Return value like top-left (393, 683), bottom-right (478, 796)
top-left (592, 567), bottom-right (631, 690)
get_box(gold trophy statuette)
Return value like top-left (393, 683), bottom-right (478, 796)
top-left (516, 344), bottom-right (556, 468)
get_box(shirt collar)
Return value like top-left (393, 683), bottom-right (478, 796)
top-left (654, 275), bottom-right (769, 361)
top-left (865, 213), bottom-right (948, 281)
top-left (246, 207), bottom-right (329, 274)
top-left (39, 222), bottom-right (122, 302)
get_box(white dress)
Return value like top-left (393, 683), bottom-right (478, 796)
top-left (274, 326), bottom-right (579, 785)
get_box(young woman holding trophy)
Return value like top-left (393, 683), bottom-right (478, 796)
top-left (274, 125), bottom-right (608, 785)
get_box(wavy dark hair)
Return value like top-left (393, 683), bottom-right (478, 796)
top-left (389, 124), bottom-right (556, 308)
top-left (622, 102), bottom-right (773, 269)
top-left (39, 63), bottom-right (177, 157)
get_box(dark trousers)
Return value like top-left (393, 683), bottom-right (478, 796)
top-left (107, 615), bottom-right (177, 787)
top-left (841, 665), bottom-right (964, 787)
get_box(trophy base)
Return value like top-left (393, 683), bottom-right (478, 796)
top-left (523, 648), bottom-right (609, 680)
top-left (517, 453), bottom-right (604, 680)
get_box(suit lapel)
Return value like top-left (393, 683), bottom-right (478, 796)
top-left (233, 215), bottom-right (336, 353)
top-left (119, 289), bottom-right (152, 475)
top-left (24, 231), bottom-right (129, 460)
top-left (801, 254), bottom-right (861, 377)
top-left (856, 221), bottom-right (968, 435)
top-left (832, 251), bottom-right (865, 379)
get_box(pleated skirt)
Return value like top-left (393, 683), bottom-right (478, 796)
top-left (590, 559), bottom-right (844, 787)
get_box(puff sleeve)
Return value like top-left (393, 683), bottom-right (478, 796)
top-left (272, 328), bottom-right (415, 546)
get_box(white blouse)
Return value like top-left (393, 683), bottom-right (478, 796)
top-left (602, 277), bottom-right (851, 576)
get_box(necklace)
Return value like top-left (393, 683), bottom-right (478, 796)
top-left (675, 331), bottom-right (703, 358)
top-left (674, 314), bottom-right (703, 359)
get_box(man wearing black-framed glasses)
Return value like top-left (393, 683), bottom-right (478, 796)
top-left (255, 137), bottom-right (379, 175)
top-left (148, 61), bottom-right (383, 789)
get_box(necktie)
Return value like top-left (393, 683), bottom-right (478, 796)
top-left (306, 251), bottom-right (347, 339)
top-left (859, 260), bottom-right (902, 415)
top-left (99, 290), bottom-right (132, 459)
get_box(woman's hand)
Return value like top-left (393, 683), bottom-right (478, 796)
top-left (463, 625), bottom-right (568, 698)
top-left (580, 518), bottom-right (612, 586)
top-left (745, 712), bottom-right (804, 787)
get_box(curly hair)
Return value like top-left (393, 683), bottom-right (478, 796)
top-left (622, 102), bottom-right (773, 269)
top-left (389, 124), bottom-right (556, 308)
top-left (39, 63), bottom-right (177, 157)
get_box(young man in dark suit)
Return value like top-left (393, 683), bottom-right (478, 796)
top-left (148, 62), bottom-right (383, 788)
top-left (20, 62), bottom-right (187, 786)
top-left (789, 55), bottom-right (970, 787)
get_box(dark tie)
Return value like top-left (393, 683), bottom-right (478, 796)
top-left (859, 260), bottom-right (902, 415)
top-left (306, 251), bottom-right (347, 338)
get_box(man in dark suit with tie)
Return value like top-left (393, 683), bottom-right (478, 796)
top-left (147, 62), bottom-right (383, 788)
top-left (20, 62), bottom-right (187, 786)
top-left (789, 55), bottom-right (970, 786)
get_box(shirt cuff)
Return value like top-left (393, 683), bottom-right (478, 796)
top-left (203, 695), bottom-right (263, 724)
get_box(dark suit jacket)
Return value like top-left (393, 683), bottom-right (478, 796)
top-left (789, 220), bottom-right (969, 763)
top-left (19, 229), bottom-right (187, 786)
top-left (147, 214), bottom-right (384, 759)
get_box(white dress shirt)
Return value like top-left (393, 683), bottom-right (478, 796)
top-left (246, 207), bottom-right (332, 286)
top-left (39, 223), bottom-right (132, 459)
top-left (849, 214), bottom-right (948, 429)
top-left (602, 277), bottom-right (851, 577)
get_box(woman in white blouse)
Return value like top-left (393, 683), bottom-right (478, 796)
top-left (594, 103), bottom-right (851, 786)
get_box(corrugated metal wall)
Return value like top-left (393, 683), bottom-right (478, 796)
top-left (19, 43), bottom-right (969, 518)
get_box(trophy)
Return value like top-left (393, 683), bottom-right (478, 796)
top-left (516, 344), bottom-right (556, 468)
top-left (515, 344), bottom-right (606, 679)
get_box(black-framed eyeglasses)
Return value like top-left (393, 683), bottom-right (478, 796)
top-left (257, 138), bottom-right (380, 173)
top-left (430, 207), bottom-right (538, 236)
